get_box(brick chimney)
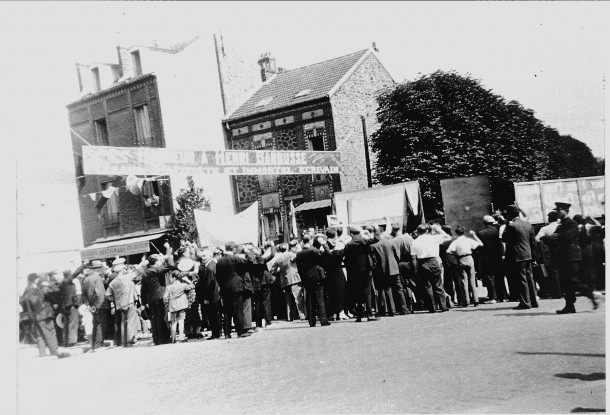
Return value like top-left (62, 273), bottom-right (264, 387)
top-left (257, 52), bottom-right (277, 82)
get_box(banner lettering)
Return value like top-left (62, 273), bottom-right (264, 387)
top-left (83, 146), bottom-right (341, 176)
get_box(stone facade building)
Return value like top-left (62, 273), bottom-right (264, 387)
top-left (67, 34), bottom-right (261, 253)
top-left (224, 45), bottom-right (394, 240)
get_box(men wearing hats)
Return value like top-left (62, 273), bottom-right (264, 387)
top-left (216, 242), bottom-right (251, 338)
top-left (370, 226), bottom-right (408, 316)
top-left (343, 225), bottom-right (379, 322)
top-left (20, 273), bottom-right (69, 358)
top-left (58, 262), bottom-right (87, 347)
top-left (548, 202), bottom-right (598, 313)
top-left (195, 249), bottom-right (222, 339)
top-left (477, 215), bottom-right (505, 303)
top-left (106, 261), bottom-right (139, 346)
top-left (108, 257), bottom-right (127, 346)
top-left (296, 234), bottom-right (331, 327)
top-left (141, 243), bottom-right (174, 345)
top-left (502, 205), bottom-right (539, 310)
top-left (82, 260), bottom-right (108, 350)
top-left (268, 241), bottom-right (306, 321)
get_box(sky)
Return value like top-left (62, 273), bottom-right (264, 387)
top-left (3, 1), bottom-right (609, 265)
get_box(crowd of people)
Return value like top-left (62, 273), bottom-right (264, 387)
top-left (19, 201), bottom-right (604, 359)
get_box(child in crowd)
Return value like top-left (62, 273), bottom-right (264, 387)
top-left (163, 270), bottom-right (195, 343)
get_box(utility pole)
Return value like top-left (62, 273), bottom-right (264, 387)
top-left (361, 115), bottom-right (373, 188)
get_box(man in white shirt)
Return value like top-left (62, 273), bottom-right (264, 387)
top-left (412, 224), bottom-right (452, 313)
top-left (536, 211), bottom-right (560, 242)
top-left (447, 226), bottom-right (483, 307)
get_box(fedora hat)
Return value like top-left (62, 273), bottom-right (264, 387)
top-left (89, 260), bottom-right (104, 270)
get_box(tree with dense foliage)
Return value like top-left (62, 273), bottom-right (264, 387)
top-left (544, 127), bottom-right (602, 179)
top-left (371, 71), bottom-right (549, 218)
top-left (168, 176), bottom-right (211, 246)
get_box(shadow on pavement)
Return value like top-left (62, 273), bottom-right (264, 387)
top-left (571, 407), bottom-right (605, 413)
top-left (451, 306), bottom-right (517, 312)
top-left (495, 312), bottom-right (557, 317)
top-left (555, 372), bottom-right (606, 381)
top-left (517, 352), bottom-right (605, 358)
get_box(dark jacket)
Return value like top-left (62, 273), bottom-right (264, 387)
top-left (477, 225), bottom-right (504, 267)
top-left (58, 263), bottom-right (87, 310)
top-left (140, 264), bottom-right (171, 306)
top-left (82, 272), bottom-right (107, 309)
top-left (20, 283), bottom-right (57, 322)
top-left (343, 234), bottom-right (373, 281)
top-left (551, 217), bottom-right (582, 262)
top-left (370, 235), bottom-right (401, 276)
top-left (196, 261), bottom-right (221, 304)
top-left (215, 254), bottom-right (247, 294)
top-left (502, 218), bottom-right (536, 262)
top-left (321, 241), bottom-right (345, 283)
top-left (296, 246), bottom-right (324, 285)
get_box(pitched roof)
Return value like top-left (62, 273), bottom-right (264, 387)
top-left (227, 49), bottom-right (369, 121)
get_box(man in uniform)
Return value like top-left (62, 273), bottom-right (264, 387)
top-left (548, 202), bottom-right (599, 314)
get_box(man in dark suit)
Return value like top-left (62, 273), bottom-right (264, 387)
top-left (371, 227), bottom-right (407, 315)
top-left (502, 205), bottom-right (538, 310)
top-left (195, 249), bottom-right (222, 339)
top-left (344, 226), bottom-right (379, 322)
top-left (477, 215), bottom-right (505, 303)
top-left (548, 202), bottom-right (598, 314)
top-left (215, 242), bottom-right (251, 338)
top-left (140, 245), bottom-right (173, 345)
top-left (296, 234), bottom-right (331, 327)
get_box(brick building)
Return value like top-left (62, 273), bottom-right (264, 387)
top-left (224, 45), bottom-right (394, 240)
top-left (67, 34), bottom-right (261, 255)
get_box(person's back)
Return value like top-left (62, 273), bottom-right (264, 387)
top-left (344, 234), bottom-right (371, 279)
top-left (503, 218), bottom-right (534, 262)
top-left (296, 246), bottom-right (322, 284)
top-left (215, 254), bottom-right (245, 293)
top-left (165, 279), bottom-right (192, 312)
top-left (370, 235), bottom-right (400, 276)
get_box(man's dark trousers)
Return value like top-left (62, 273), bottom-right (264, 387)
top-left (418, 258), bottom-right (449, 312)
top-left (354, 275), bottom-right (374, 318)
top-left (61, 305), bottom-right (80, 346)
top-left (149, 300), bottom-right (169, 345)
top-left (113, 308), bottom-right (122, 346)
top-left (305, 282), bottom-right (328, 326)
top-left (509, 261), bottom-right (538, 308)
top-left (559, 261), bottom-right (594, 307)
top-left (204, 301), bottom-right (222, 338)
top-left (390, 274), bottom-right (408, 313)
top-left (90, 308), bottom-right (108, 350)
top-left (222, 291), bottom-right (245, 337)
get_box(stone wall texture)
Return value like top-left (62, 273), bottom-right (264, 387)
top-left (330, 53), bottom-right (394, 192)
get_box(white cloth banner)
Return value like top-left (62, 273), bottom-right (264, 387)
top-left (194, 201), bottom-right (259, 248)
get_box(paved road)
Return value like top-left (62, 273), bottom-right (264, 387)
top-left (18, 297), bottom-right (605, 414)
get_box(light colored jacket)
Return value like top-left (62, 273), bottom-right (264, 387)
top-left (106, 273), bottom-right (137, 310)
top-left (269, 252), bottom-right (301, 288)
top-left (163, 280), bottom-right (194, 312)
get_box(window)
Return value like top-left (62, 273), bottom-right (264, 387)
top-left (91, 67), bottom-right (101, 92)
top-left (94, 118), bottom-right (109, 146)
top-left (131, 50), bottom-right (142, 76)
top-left (255, 97), bottom-right (273, 107)
top-left (308, 134), bottom-right (326, 182)
top-left (102, 182), bottom-right (119, 224)
top-left (294, 89), bottom-right (311, 98)
top-left (134, 105), bottom-right (152, 145)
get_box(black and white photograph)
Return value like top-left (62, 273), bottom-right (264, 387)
top-left (5, 1), bottom-right (607, 414)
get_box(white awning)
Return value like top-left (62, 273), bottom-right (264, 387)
top-left (80, 232), bottom-right (166, 261)
top-left (294, 199), bottom-right (332, 212)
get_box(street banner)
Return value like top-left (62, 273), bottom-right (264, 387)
top-left (81, 240), bottom-right (151, 261)
top-left (514, 176), bottom-right (605, 224)
top-left (194, 201), bottom-right (259, 247)
top-left (83, 146), bottom-right (341, 176)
